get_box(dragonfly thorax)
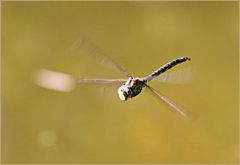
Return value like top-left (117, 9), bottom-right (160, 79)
top-left (118, 77), bottom-right (145, 101)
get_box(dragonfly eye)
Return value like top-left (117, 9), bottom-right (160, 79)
top-left (118, 85), bottom-right (130, 101)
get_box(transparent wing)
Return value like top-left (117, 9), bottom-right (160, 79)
top-left (152, 67), bottom-right (195, 84)
top-left (146, 85), bottom-right (191, 120)
top-left (33, 69), bottom-right (127, 92)
top-left (71, 36), bottom-right (131, 77)
top-left (142, 57), bottom-right (191, 83)
top-left (77, 78), bottom-right (127, 84)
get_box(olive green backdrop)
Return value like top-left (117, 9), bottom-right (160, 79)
top-left (2, 1), bottom-right (239, 163)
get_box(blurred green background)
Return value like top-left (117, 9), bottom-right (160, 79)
top-left (1, 1), bottom-right (239, 163)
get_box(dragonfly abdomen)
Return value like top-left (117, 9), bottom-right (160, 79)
top-left (145, 57), bottom-right (191, 82)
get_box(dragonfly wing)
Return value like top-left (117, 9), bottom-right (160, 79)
top-left (146, 85), bottom-right (191, 120)
top-left (153, 67), bottom-right (195, 84)
top-left (143, 57), bottom-right (191, 82)
top-left (71, 36), bottom-right (131, 77)
top-left (34, 69), bottom-right (127, 91)
top-left (77, 78), bottom-right (128, 84)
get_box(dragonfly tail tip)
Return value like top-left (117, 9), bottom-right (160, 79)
top-left (186, 57), bottom-right (191, 61)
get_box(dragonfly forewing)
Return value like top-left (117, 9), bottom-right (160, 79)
top-left (77, 78), bottom-right (128, 84)
top-left (146, 85), bottom-right (191, 120)
top-left (71, 36), bottom-right (131, 77)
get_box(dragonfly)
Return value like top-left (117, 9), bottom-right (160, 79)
top-left (70, 37), bottom-right (193, 120)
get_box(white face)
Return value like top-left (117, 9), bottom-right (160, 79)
top-left (118, 85), bottom-right (130, 101)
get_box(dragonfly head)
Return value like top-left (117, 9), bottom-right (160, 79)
top-left (118, 85), bottom-right (131, 101)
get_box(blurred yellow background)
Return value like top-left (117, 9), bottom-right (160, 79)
top-left (2, 1), bottom-right (239, 163)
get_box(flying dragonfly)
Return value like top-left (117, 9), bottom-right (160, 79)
top-left (35, 37), bottom-right (194, 120)
top-left (71, 37), bottom-right (192, 120)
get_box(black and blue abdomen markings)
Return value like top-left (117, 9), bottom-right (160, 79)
top-left (147, 57), bottom-right (191, 81)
